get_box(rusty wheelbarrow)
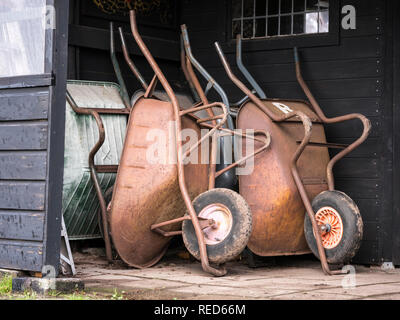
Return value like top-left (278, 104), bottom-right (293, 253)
top-left (214, 37), bottom-right (371, 275)
top-left (108, 11), bottom-right (271, 276)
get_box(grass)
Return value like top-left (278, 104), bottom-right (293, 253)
top-left (0, 275), bottom-right (12, 295)
top-left (111, 288), bottom-right (125, 300)
top-left (0, 275), bottom-right (127, 300)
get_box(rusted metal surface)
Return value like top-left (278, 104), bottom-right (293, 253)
top-left (109, 96), bottom-right (209, 268)
top-left (215, 42), bottom-right (371, 276)
top-left (237, 100), bottom-right (329, 256)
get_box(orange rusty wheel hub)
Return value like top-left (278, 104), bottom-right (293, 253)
top-left (198, 203), bottom-right (233, 246)
top-left (314, 206), bottom-right (344, 249)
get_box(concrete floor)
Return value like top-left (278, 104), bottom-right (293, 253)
top-left (74, 248), bottom-right (400, 300)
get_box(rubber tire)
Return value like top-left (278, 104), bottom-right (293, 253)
top-left (182, 188), bottom-right (252, 265)
top-left (304, 190), bottom-right (363, 265)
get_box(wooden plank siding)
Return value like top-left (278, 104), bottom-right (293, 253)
top-left (0, 87), bottom-right (49, 271)
top-left (0, 0), bottom-right (69, 273)
top-left (180, 0), bottom-right (390, 264)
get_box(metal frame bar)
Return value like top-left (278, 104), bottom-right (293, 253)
top-left (110, 22), bottom-right (131, 109)
top-left (118, 26), bottom-right (149, 91)
top-left (231, 0), bottom-right (329, 39)
top-left (66, 90), bottom-right (130, 263)
top-left (236, 34), bottom-right (267, 99)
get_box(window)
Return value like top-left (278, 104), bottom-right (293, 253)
top-left (0, 0), bottom-right (46, 78)
top-left (232, 0), bottom-right (329, 39)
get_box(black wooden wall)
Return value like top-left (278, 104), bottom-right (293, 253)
top-left (68, 0), bottom-right (185, 96)
top-left (65, 0), bottom-right (398, 265)
top-left (179, 0), bottom-right (397, 265)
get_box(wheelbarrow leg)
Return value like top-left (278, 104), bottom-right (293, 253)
top-left (88, 111), bottom-right (114, 263)
top-left (189, 210), bottom-right (227, 277)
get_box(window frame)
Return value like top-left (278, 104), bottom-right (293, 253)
top-left (222, 0), bottom-right (340, 52)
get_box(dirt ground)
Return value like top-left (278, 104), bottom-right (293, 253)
top-left (73, 246), bottom-right (400, 300)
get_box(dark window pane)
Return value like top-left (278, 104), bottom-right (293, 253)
top-left (232, 0), bottom-right (242, 18)
top-left (243, 0), bottom-right (254, 17)
top-left (267, 16), bottom-right (278, 36)
top-left (255, 0), bottom-right (266, 16)
top-left (293, 14), bottom-right (304, 33)
top-left (232, 20), bottom-right (242, 38)
top-left (294, 0), bottom-right (305, 12)
top-left (268, 0), bottom-right (279, 15)
top-left (243, 19), bottom-right (254, 38)
top-left (281, 0), bottom-right (292, 14)
top-left (280, 15), bottom-right (292, 35)
top-left (255, 18), bottom-right (266, 37)
top-left (306, 0), bottom-right (319, 11)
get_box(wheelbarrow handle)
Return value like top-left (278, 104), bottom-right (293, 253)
top-left (181, 24), bottom-right (235, 130)
top-left (109, 22), bottom-right (131, 109)
top-left (294, 47), bottom-right (372, 190)
top-left (118, 26), bottom-right (149, 91)
top-left (236, 34), bottom-right (267, 99)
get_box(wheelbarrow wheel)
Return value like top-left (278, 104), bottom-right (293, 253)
top-left (304, 190), bottom-right (363, 265)
top-left (182, 188), bottom-right (252, 265)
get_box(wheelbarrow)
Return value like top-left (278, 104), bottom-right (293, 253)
top-left (63, 80), bottom-right (130, 241)
top-left (62, 22), bottom-right (135, 249)
top-left (214, 36), bottom-right (371, 275)
top-left (108, 11), bottom-right (271, 276)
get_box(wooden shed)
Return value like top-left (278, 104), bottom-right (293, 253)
top-left (0, 0), bottom-right (398, 275)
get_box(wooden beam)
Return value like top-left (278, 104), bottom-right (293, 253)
top-left (68, 24), bottom-right (179, 62)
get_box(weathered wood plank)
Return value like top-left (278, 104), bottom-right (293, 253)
top-left (212, 77), bottom-right (382, 100)
top-left (0, 240), bottom-right (43, 272)
top-left (0, 88), bottom-right (49, 121)
top-left (317, 97), bottom-right (381, 118)
top-left (0, 74), bottom-right (53, 90)
top-left (0, 182), bottom-right (46, 211)
top-left (332, 157), bottom-right (379, 179)
top-left (0, 122), bottom-right (48, 151)
top-left (342, 15), bottom-right (383, 38)
top-left (362, 221), bottom-right (380, 241)
top-left (335, 178), bottom-right (380, 199)
top-left (194, 36), bottom-right (384, 66)
top-left (328, 138), bottom-right (382, 158)
top-left (0, 151), bottom-right (47, 180)
top-left (0, 211), bottom-right (44, 241)
top-left (214, 58), bottom-right (382, 83)
top-left (353, 199), bottom-right (380, 222)
top-left (353, 240), bottom-right (379, 264)
top-left (345, 0), bottom-right (384, 17)
top-left (68, 24), bottom-right (180, 62)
